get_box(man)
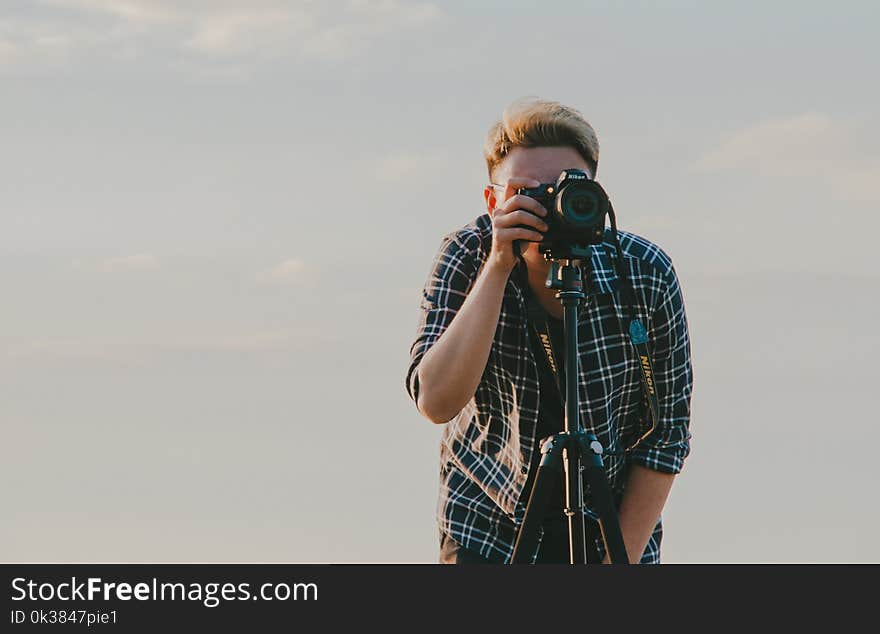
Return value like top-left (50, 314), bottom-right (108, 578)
top-left (405, 97), bottom-right (693, 564)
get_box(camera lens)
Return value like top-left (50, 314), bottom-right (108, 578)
top-left (561, 189), bottom-right (601, 226)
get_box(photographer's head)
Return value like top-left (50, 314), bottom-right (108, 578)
top-left (483, 97), bottom-right (600, 266)
top-left (484, 97), bottom-right (599, 181)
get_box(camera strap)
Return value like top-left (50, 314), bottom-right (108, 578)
top-left (612, 259), bottom-right (661, 452)
top-left (520, 256), bottom-right (661, 454)
top-left (523, 289), bottom-right (566, 403)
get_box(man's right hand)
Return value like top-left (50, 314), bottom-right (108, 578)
top-left (487, 177), bottom-right (549, 273)
top-left (414, 177), bottom-right (550, 424)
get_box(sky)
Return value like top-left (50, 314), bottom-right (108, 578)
top-left (2, 0), bottom-right (878, 563)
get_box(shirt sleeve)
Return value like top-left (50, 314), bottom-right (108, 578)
top-left (626, 263), bottom-right (693, 474)
top-left (404, 229), bottom-right (484, 409)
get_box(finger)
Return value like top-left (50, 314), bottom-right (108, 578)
top-left (498, 227), bottom-right (545, 243)
top-left (501, 193), bottom-right (548, 217)
top-left (495, 209), bottom-right (549, 232)
top-left (489, 204), bottom-right (507, 220)
top-left (502, 177), bottom-right (542, 203)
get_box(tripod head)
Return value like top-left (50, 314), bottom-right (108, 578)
top-left (542, 257), bottom-right (584, 293)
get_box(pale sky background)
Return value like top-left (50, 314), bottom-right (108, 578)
top-left (2, 0), bottom-right (878, 563)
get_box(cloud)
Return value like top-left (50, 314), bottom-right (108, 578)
top-left (100, 253), bottom-right (159, 272)
top-left (4, 0), bottom-right (442, 69)
top-left (42, 0), bottom-right (177, 23)
top-left (4, 327), bottom-right (335, 364)
top-left (0, 38), bottom-right (16, 63)
top-left (175, 328), bottom-right (316, 352)
top-left (695, 113), bottom-right (880, 203)
top-left (184, 8), bottom-right (304, 55)
top-left (826, 163), bottom-right (880, 203)
top-left (0, 13), bottom-right (101, 68)
top-left (694, 113), bottom-right (852, 177)
top-left (298, 0), bottom-right (441, 60)
top-left (371, 151), bottom-right (448, 182)
top-left (256, 258), bottom-right (309, 285)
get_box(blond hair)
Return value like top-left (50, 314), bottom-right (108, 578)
top-left (484, 96), bottom-right (599, 179)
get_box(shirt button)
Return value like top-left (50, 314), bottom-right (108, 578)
top-left (521, 466), bottom-right (528, 475)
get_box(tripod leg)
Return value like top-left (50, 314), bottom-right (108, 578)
top-left (579, 438), bottom-right (629, 564)
top-left (564, 446), bottom-right (589, 565)
top-left (511, 436), bottom-right (564, 564)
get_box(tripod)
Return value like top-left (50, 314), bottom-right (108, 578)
top-left (510, 258), bottom-right (630, 565)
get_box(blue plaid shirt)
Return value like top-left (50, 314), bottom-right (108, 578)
top-left (405, 213), bottom-right (693, 564)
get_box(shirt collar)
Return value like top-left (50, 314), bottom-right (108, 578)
top-left (585, 239), bottom-right (620, 295)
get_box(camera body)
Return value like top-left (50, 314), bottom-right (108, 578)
top-left (516, 168), bottom-right (610, 259)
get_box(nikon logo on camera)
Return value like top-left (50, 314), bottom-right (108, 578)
top-left (640, 355), bottom-right (655, 395)
top-left (539, 333), bottom-right (558, 374)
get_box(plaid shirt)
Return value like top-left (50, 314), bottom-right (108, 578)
top-left (405, 213), bottom-right (693, 564)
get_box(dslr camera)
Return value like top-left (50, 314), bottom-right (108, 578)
top-left (516, 168), bottom-right (611, 259)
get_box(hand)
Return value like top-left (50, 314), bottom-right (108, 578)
top-left (487, 177), bottom-right (549, 273)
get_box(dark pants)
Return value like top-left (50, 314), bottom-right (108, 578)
top-left (439, 517), bottom-right (602, 564)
